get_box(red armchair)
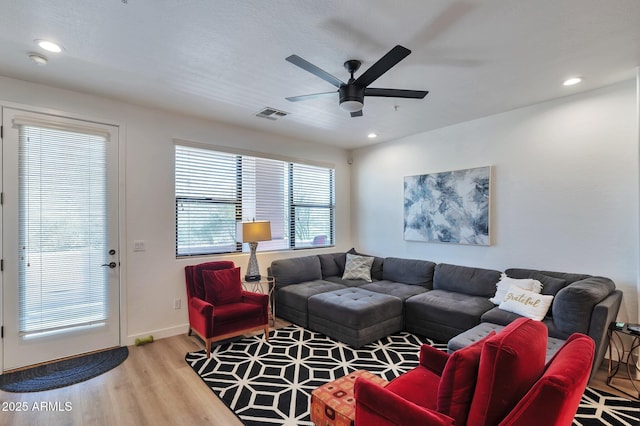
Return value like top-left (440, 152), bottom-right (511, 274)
top-left (185, 261), bottom-right (269, 357)
top-left (355, 317), bottom-right (588, 425)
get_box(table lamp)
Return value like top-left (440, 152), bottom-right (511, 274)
top-left (240, 220), bottom-right (272, 281)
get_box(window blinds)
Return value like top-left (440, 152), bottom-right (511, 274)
top-left (18, 125), bottom-right (108, 335)
top-left (175, 144), bottom-right (335, 256)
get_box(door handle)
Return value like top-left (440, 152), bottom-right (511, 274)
top-left (101, 262), bottom-right (117, 269)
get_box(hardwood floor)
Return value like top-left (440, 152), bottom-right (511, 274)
top-left (1, 321), bottom-right (637, 425)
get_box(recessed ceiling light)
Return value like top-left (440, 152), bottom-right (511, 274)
top-left (563, 77), bottom-right (582, 86)
top-left (35, 39), bottom-right (62, 53)
top-left (28, 53), bottom-right (48, 66)
top-left (367, 133), bottom-right (377, 139)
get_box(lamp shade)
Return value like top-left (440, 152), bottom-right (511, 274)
top-left (240, 221), bottom-right (272, 243)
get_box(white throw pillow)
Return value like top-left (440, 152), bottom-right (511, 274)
top-left (342, 253), bottom-right (374, 282)
top-left (499, 285), bottom-right (554, 321)
top-left (489, 273), bottom-right (543, 305)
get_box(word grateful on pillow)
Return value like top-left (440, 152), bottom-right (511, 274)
top-left (499, 285), bottom-right (554, 321)
top-left (203, 267), bottom-right (243, 305)
top-left (489, 273), bottom-right (542, 305)
top-left (342, 253), bottom-right (374, 282)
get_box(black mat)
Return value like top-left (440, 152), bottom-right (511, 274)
top-left (0, 347), bottom-right (128, 393)
top-left (185, 325), bottom-right (640, 426)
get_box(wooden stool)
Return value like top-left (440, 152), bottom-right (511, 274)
top-left (310, 370), bottom-right (388, 426)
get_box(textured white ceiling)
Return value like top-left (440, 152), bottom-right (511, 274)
top-left (0, 0), bottom-right (638, 149)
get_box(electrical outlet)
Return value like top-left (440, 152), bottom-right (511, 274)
top-left (173, 298), bottom-right (181, 310)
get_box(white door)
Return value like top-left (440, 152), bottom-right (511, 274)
top-left (1, 108), bottom-right (120, 371)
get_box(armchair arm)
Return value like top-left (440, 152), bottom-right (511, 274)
top-left (355, 378), bottom-right (454, 426)
top-left (420, 344), bottom-right (450, 375)
top-left (242, 291), bottom-right (269, 306)
top-left (190, 297), bottom-right (213, 317)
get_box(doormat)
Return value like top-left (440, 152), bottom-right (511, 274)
top-left (0, 346), bottom-right (128, 393)
top-left (185, 325), bottom-right (640, 426)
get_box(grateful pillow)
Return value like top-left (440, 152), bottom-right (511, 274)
top-left (437, 331), bottom-right (496, 425)
top-left (489, 273), bottom-right (542, 305)
top-left (499, 285), bottom-right (554, 321)
top-left (342, 253), bottom-right (374, 282)
top-left (203, 267), bottom-right (243, 305)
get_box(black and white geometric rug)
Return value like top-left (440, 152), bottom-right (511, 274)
top-left (185, 325), bottom-right (640, 426)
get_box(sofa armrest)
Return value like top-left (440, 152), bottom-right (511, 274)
top-left (420, 344), bottom-right (450, 375)
top-left (355, 378), bottom-right (455, 426)
top-left (587, 289), bottom-right (622, 376)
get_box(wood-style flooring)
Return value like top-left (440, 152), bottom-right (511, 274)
top-left (0, 320), bottom-right (637, 426)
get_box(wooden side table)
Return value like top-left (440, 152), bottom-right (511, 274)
top-left (242, 277), bottom-right (275, 327)
top-left (607, 323), bottom-right (640, 400)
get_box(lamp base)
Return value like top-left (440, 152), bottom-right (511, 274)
top-left (245, 274), bottom-right (261, 282)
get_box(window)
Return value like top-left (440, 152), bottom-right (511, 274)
top-left (175, 144), bottom-right (335, 256)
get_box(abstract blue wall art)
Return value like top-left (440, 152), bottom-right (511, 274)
top-left (404, 166), bottom-right (491, 245)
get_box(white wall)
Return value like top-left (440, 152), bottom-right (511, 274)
top-left (351, 79), bottom-right (639, 323)
top-left (0, 76), bottom-right (352, 344)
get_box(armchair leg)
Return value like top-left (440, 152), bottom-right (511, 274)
top-left (206, 340), bottom-right (211, 358)
top-left (264, 326), bottom-right (269, 341)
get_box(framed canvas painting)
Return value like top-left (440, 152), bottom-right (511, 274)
top-left (404, 166), bottom-right (491, 245)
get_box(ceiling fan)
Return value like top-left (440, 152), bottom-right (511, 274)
top-left (285, 45), bottom-right (428, 117)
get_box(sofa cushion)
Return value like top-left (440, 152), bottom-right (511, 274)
top-left (382, 257), bottom-right (436, 287)
top-left (360, 280), bottom-right (429, 301)
top-left (202, 267), bottom-right (243, 305)
top-left (318, 252), bottom-right (347, 278)
top-left (434, 263), bottom-right (501, 297)
top-left (324, 276), bottom-right (371, 287)
top-left (467, 318), bottom-right (547, 426)
top-left (499, 286), bottom-right (554, 321)
top-left (406, 289), bottom-right (495, 334)
top-left (276, 280), bottom-right (345, 308)
top-left (342, 253), bottom-right (374, 282)
top-left (532, 272), bottom-right (568, 297)
top-left (270, 256), bottom-right (322, 287)
top-left (505, 268), bottom-right (590, 285)
top-left (552, 277), bottom-right (615, 335)
top-left (438, 331), bottom-right (496, 425)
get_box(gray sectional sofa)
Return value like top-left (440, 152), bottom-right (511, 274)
top-left (268, 250), bottom-right (622, 376)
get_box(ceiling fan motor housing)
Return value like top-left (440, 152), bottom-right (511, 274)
top-left (339, 84), bottom-right (365, 109)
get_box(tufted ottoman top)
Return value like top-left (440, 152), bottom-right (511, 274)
top-left (308, 288), bottom-right (403, 329)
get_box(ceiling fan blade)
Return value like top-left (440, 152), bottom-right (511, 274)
top-left (286, 55), bottom-right (345, 88)
top-left (354, 45), bottom-right (411, 88)
top-left (350, 110), bottom-right (363, 118)
top-left (365, 88), bottom-right (429, 99)
top-left (286, 91), bottom-right (337, 102)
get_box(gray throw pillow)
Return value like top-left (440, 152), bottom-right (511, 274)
top-left (342, 253), bottom-right (374, 282)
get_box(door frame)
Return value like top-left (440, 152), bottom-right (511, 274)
top-left (0, 101), bottom-right (127, 372)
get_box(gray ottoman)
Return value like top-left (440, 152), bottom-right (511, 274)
top-left (308, 288), bottom-right (403, 348)
top-left (447, 322), bottom-right (566, 362)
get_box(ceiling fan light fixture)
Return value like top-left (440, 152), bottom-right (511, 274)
top-left (340, 100), bottom-right (364, 113)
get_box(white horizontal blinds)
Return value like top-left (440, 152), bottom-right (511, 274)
top-left (175, 143), bottom-right (335, 256)
top-left (291, 163), bottom-right (335, 248)
top-left (241, 157), bottom-right (288, 251)
top-left (175, 146), bottom-right (240, 255)
top-left (18, 125), bottom-right (108, 335)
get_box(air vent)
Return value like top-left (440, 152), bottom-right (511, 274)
top-left (256, 107), bottom-right (289, 120)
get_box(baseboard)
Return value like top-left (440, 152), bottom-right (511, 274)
top-left (126, 323), bottom-right (190, 346)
